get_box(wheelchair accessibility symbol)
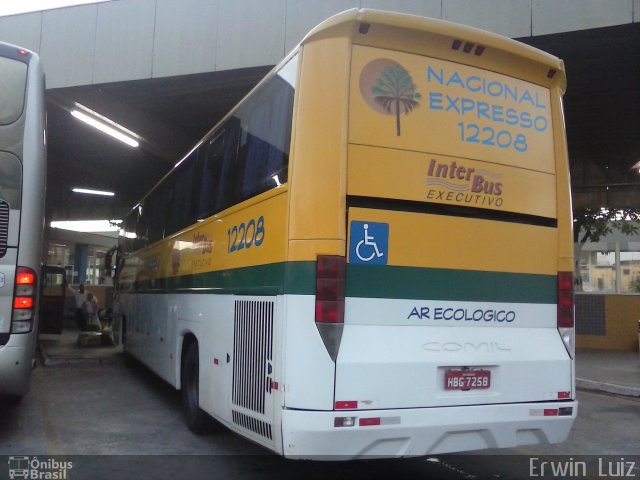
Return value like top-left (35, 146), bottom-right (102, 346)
top-left (349, 221), bottom-right (388, 265)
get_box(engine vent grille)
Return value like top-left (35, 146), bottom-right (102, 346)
top-left (231, 299), bottom-right (274, 440)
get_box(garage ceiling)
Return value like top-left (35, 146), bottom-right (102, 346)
top-left (44, 22), bottom-right (640, 223)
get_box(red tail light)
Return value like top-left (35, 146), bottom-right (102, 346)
top-left (17, 271), bottom-right (36, 285)
top-left (557, 272), bottom-right (574, 328)
top-left (12, 266), bottom-right (37, 334)
top-left (315, 256), bottom-right (345, 324)
top-left (14, 297), bottom-right (34, 309)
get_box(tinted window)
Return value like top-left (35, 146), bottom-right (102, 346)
top-left (145, 187), bottom-right (166, 244)
top-left (0, 56), bottom-right (27, 125)
top-left (197, 123), bottom-right (238, 221)
top-left (120, 211), bottom-right (138, 255)
top-left (165, 153), bottom-right (197, 235)
top-left (0, 152), bottom-right (22, 209)
top-left (198, 55), bottom-right (296, 216)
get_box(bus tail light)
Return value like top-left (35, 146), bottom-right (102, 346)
top-left (11, 266), bottom-right (37, 334)
top-left (557, 271), bottom-right (574, 358)
top-left (315, 256), bottom-right (345, 362)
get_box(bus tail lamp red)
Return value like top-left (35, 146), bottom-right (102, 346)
top-left (557, 272), bottom-right (574, 328)
top-left (315, 256), bottom-right (345, 324)
top-left (315, 256), bottom-right (346, 362)
top-left (11, 266), bottom-right (37, 334)
top-left (557, 271), bottom-right (575, 358)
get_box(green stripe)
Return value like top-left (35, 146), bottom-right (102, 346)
top-left (137, 262), bottom-right (315, 296)
top-left (346, 264), bottom-right (556, 304)
top-left (130, 261), bottom-right (556, 304)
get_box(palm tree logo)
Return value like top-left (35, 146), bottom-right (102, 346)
top-left (360, 59), bottom-right (422, 136)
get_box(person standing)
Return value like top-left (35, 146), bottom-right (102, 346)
top-left (67, 283), bottom-right (88, 330)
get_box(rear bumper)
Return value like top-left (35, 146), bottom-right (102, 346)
top-left (281, 400), bottom-right (577, 460)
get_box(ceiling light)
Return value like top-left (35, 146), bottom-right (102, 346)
top-left (72, 188), bottom-right (115, 196)
top-left (70, 108), bottom-right (139, 147)
top-left (50, 219), bottom-right (122, 233)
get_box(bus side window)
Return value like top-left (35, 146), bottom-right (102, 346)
top-left (166, 152), bottom-right (197, 236)
top-left (145, 187), bottom-right (166, 245)
top-left (214, 117), bottom-right (241, 213)
top-left (133, 204), bottom-right (146, 251)
top-left (121, 212), bottom-right (137, 255)
top-left (237, 75), bottom-right (293, 201)
top-left (197, 129), bottom-right (226, 221)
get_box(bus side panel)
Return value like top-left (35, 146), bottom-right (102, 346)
top-left (288, 38), bottom-right (350, 255)
top-left (0, 331), bottom-right (35, 395)
top-left (197, 293), bottom-right (233, 423)
top-left (282, 294), bottom-right (335, 410)
top-left (283, 31), bottom-right (352, 413)
top-left (124, 293), bottom-right (175, 386)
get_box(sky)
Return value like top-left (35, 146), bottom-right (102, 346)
top-left (0, 0), bottom-right (112, 17)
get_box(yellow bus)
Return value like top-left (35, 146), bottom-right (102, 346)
top-left (113, 9), bottom-right (576, 459)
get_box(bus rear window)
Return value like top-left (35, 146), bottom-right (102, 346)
top-left (0, 152), bottom-right (22, 209)
top-left (0, 56), bottom-right (27, 125)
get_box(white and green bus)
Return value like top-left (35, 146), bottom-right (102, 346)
top-left (113, 9), bottom-right (576, 458)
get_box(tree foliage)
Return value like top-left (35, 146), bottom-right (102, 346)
top-left (573, 207), bottom-right (640, 246)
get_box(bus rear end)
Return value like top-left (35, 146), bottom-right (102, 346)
top-left (0, 43), bottom-right (46, 400)
top-left (282, 10), bottom-right (575, 459)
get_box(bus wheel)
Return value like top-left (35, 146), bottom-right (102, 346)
top-left (182, 342), bottom-right (209, 434)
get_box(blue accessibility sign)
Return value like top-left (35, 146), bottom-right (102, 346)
top-left (349, 221), bottom-right (389, 265)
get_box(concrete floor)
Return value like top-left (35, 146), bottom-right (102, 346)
top-left (0, 329), bottom-right (638, 480)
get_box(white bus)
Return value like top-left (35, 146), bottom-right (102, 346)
top-left (114, 9), bottom-right (576, 458)
top-left (0, 42), bottom-right (46, 403)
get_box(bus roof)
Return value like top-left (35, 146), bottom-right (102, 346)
top-left (300, 8), bottom-right (566, 92)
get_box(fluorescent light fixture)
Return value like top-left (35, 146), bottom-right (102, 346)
top-left (70, 108), bottom-right (139, 147)
top-left (51, 219), bottom-right (122, 233)
top-left (72, 188), bottom-right (115, 197)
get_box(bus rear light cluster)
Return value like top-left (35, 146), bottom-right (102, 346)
top-left (557, 271), bottom-right (575, 358)
top-left (11, 266), bottom-right (37, 334)
top-left (544, 407), bottom-right (573, 417)
top-left (334, 416), bottom-right (385, 428)
top-left (315, 256), bottom-right (346, 362)
top-left (557, 272), bottom-right (574, 328)
top-left (315, 256), bottom-right (345, 324)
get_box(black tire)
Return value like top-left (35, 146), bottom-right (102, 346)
top-left (182, 342), bottom-right (210, 434)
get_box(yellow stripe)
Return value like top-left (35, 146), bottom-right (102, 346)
top-left (133, 189), bottom-right (289, 281)
top-left (349, 207), bottom-right (557, 275)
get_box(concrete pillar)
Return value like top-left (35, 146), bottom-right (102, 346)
top-left (74, 243), bottom-right (88, 285)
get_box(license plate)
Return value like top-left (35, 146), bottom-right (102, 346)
top-left (444, 369), bottom-right (491, 391)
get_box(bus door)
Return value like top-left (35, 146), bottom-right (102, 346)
top-left (39, 266), bottom-right (67, 335)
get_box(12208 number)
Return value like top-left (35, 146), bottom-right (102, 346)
top-left (227, 216), bottom-right (265, 253)
top-left (457, 122), bottom-right (528, 152)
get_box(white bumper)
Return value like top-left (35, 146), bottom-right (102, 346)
top-left (281, 401), bottom-right (577, 460)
